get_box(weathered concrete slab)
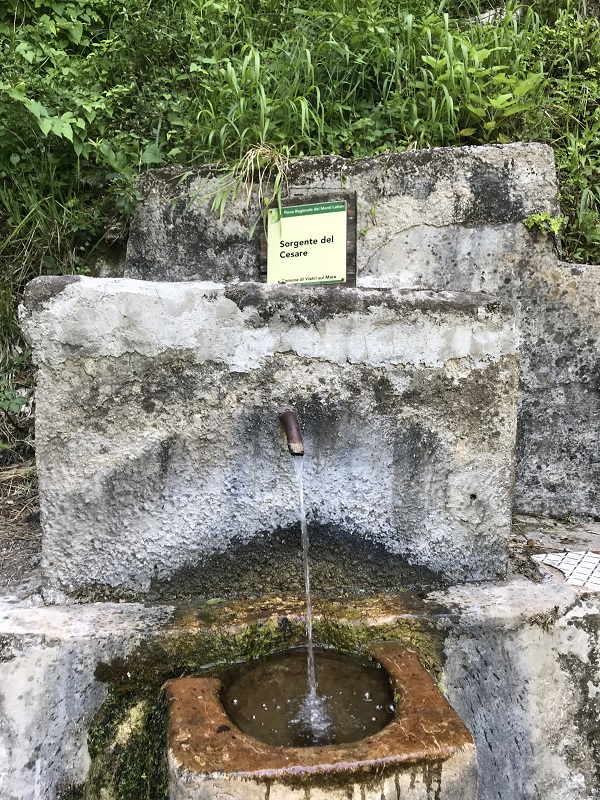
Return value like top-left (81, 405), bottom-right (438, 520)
top-left (20, 277), bottom-right (517, 598)
top-left (0, 601), bottom-right (172, 800)
top-left (0, 573), bottom-right (598, 799)
top-left (516, 260), bottom-right (600, 517)
top-left (439, 578), bottom-right (600, 800)
top-left (122, 143), bottom-right (600, 520)
top-left (125, 144), bottom-right (557, 286)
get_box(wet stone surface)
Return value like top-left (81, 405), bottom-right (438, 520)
top-left (148, 525), bottom-right (444, 602)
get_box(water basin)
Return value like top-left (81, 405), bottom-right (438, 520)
top-left (166, 643), bottom-right (477, 800)
top-left (221, 647), bottom-right (395, 747)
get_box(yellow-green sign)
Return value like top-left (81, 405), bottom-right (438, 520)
top-left (266, 200), bottom-right (347, 285)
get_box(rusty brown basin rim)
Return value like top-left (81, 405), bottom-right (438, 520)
top-left (166, 643), bottom-right (474, 781)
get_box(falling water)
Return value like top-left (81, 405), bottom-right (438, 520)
top-left (292, 456), bottom-right (330, 741)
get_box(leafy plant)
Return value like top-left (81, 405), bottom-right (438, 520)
top-left (1, 0), bottom-right (600, 368)
top-left (0, 379), bottom-right (27, 415)
top-left (524, 212), bottom-right (566, 235)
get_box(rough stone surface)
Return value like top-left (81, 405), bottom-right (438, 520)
top-left (20, 278), bottom-right (518, 598)
top-left (0, 600), bottom-right (172, 800)
top-left (437, 578), bottom-right (600, 800)
top-left (515, 261), bottom-right (600, 517)
top-left (125, 144), bottom-right (557, 286)
top-left (168, 757), bottom-right (476, 800)
top-left (0, 573), bottom-right (598, 799)
top-left (123, 143), bottom-right (600, 519)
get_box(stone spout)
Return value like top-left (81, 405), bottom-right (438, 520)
top-left (278, 407), bottom-right (304, 456)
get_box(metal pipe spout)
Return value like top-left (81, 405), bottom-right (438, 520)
top-left (278, 407), bottom-right (304, 456)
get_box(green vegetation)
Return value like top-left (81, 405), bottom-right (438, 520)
top-left (1, 0), bottom-right (600, 471)
top-left (524, 211), bottom-right (566, 236)
top-left (85, 689), bottom-right (168, 800)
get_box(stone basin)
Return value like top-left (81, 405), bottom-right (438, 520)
top-left (166, 643), bottom-right (477, 800)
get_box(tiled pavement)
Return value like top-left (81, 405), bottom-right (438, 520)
top-left (533, 550), bottom-right (600, 591)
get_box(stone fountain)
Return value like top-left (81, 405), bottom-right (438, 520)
top-left (2, 142), bottom-right (600, 800)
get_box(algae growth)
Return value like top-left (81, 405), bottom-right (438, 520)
top-left (82, 593), bottom-right (450, 798)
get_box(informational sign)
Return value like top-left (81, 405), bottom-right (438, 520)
top-left (266, 200), bottom-right (348, 285)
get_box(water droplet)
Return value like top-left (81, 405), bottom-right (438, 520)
top-left (364, 692), bottom-right (371, 700)
top-left (251, 715), bottom-right (256, 720)
top-left (388, 704), bottom-right (395, 713)
top-left (232, 699), bottom-right (238, 705)
top-left (376, 705), bottom-right (383, 710)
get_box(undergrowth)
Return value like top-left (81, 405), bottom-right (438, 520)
top-left (1, 0), bottom-right (600, 473)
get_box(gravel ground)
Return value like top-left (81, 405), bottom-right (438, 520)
top-left (0, 518), bottom-right (41, 591)
top-left (0, 458), bottom-right (41, 592)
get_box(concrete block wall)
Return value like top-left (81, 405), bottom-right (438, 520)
top-left (20, 278), bottom-right (517, 599)
top-left (122, 143), bottom-right (600, 519)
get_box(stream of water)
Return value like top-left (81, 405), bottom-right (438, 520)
top-left (292, 456), bottom-right (330, 741)
top-left (221, 451), bottom-right (395, 747)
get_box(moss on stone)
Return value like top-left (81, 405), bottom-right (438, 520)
top-left (95, 616), bottom-right (304, 693)
top-left (84, 595), bottom-right (448, 797)
top-left (313, 617), bottom-right (445, 682)
top-left (57, 784), bottom-right (85, 800)
top-left (85, 688), bottom-right (167, 800)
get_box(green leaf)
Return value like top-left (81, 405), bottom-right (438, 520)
top-left (513, 75), bottom-right (542, 97)
top-left (51, 118), bottom-right (73, 141)
top-left (15, 42), bottom-right (36, 63)
top-left (489, 94), bottom-right (513, 109)
top-left (499, 102), bottom-right (535, 117)
top-left (37, 117), bottom-right (53, 135)
top-left (466, 104), bottom-right (487, 118)
top-left (141, 143), bottom-right (164, 165)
